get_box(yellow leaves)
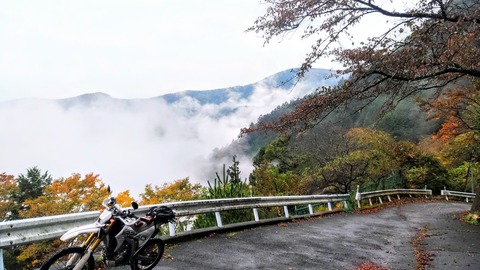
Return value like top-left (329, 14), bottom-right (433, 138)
top-left (140, 178), bottom-right (203, 205)
top-left (0, 173), bottom-right (17, 219)
top-left (116, 190), bottom-right (135, 207)
top-left (20, 173), bottom-right (108, 218)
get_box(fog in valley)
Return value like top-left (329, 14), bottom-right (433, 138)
top-left (1, 73), bottom-right (339, 197)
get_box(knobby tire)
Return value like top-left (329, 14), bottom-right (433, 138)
top-left (131, 238), bottom-right (165, 270)
top-left (40, 246), bottom-right (94, 270)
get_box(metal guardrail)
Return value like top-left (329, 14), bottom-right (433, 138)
top-left (0, 194), bottom-right (350, 249)
top-left (355, 187), bottom-right (432, 208)
top-left (441, 188), bottom-right (476, 202)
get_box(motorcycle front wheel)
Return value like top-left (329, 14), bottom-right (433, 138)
top-left (131, 238), bottom-right (165, 270)
top-left (40, 246), bottom-right (94, 270)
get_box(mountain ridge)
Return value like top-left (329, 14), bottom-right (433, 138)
top-left (20, 68), bottom-right (342, 107)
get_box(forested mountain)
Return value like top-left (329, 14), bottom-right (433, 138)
top-left (211, 86), bottom-right (441, 174)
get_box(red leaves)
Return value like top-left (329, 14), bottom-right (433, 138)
top-left (245, 0), bottom-right (480, 135)
top-left (412, 225), bottom-right (434, 270)
top-left (355, 262), bottom-right (389, 270)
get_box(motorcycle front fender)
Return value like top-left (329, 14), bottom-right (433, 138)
top-left (60, 223), bottom-right (104, 241)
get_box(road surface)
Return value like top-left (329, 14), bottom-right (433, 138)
top-left (155, 201), bottom-right (479, 270)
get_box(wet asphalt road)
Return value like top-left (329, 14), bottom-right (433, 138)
top-left (151, 201), bottom-right (479, 270)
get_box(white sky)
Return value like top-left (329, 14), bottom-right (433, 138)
top-left (0, 0), bottom-right (334, 101)
top-left (0, 0), bottom-right (419, 198)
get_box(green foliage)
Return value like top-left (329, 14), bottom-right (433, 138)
top-left (204, 155), bottom-right (249, 199)
top-left (12, 167), bottom-right (52, 219)
top-left (194, 156), bottom-right (252, 229)
top-left (464, 212), bottom-right (480, 225)
top-left (403, 155), bottom-right (449, 194)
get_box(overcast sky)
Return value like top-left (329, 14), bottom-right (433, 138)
top-left (0, 0), bottom-right (337, 101)
top-left (0, 0), bottom-right (418, 197)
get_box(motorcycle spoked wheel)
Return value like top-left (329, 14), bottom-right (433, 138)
top-left (130, 238), bottom-right (165, 270)
top-left (40, 246), bottom-right (94, 270)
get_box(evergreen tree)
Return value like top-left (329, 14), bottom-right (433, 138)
top-left (12, 166), bottom-right (52, 219)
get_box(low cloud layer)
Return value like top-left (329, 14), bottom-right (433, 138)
top-left (1, 74), bottom-right (339, 198)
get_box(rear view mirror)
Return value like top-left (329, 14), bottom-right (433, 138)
top-left (131, 201), bottom-right (139, 210)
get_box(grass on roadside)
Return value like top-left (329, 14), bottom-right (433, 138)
top-left (464, 212), bottom-right (480, 225)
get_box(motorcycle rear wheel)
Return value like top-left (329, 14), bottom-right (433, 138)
top-left (130, 238), bottom-right (165, 270)
top-left (40, 246), bottom-right (94, 270)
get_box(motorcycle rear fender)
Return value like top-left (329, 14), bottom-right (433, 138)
top-left (60, 223), bottom-right (104, 241)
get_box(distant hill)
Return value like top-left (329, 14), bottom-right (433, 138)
top-left (157, 68), bottom-right (343, 105)
top-left (44, 68), bottom-right (345, 119)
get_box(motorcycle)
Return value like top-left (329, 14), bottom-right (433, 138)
top-left (40, 187), bottom-right (176, 270)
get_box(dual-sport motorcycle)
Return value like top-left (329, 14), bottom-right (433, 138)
top-left (40, 187), bottom-right (176, 270)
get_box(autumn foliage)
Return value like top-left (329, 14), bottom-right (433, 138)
top-left (246, 0), bottom-right (480, 211)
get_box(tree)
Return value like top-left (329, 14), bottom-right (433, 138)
top-left (12, 167), bottom-right (52, 218)
top-left (12, 173), bottom-right (108, 269)
top-left (422, 81), bottom-right (480, 210)
top-left (0, 173), bottom-right (17, 221)
top-left (139, 178), bottom-right (203, 205)
top-left (194, 158), bottom-right (252, 229)
top-left (245, 0), bottom-right (480, 132)
top-left (20, 173), bottom-right (107, 218)
top-left (247, 0), bottom-right (480, 211)
top-left (228, 155), bottom-right (242, 185)
top-left (309, 128), bottom-right (399, 193)
top-left (116, 190), bottom-right (136, 207)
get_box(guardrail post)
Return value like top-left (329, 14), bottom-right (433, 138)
top-left (283, 206), bottom-right (289, 218)
top-left (253, 208), bottom-right (259, 222)
top-left (424, 185), bottom-right (428, 198)
top-left (168, 222), bottom-right (176, 237)
top-left (343, 200), bottom-right (348, 210)
top-left (378, 197), bottom-right (383, 204)
top-left (369, 198), bottom-right (373, 206)
top-left (327, 202), bottom-right (332, 211)
top-left (0, 248), bottom-right (4, 270)
top-left (215, 211), bottom-right (223, 227)
top-left (443, 187), bottom-right (449, 200)
top-left (387, 195), bottom-right (392, 202)
top-left (397, 194), bottom-right (401, 200)
top-left (355, 185), bottom-right (361, 208)
top-left (308, 204), bottom-right (313, 215)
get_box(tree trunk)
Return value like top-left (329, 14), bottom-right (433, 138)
top-left (471, 185), bottom-right (480, 212)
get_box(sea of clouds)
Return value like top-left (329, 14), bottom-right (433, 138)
top-left (0, 73), bottom-right (341, 198)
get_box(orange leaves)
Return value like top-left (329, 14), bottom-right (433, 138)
top-left (434, 116), bottom-right (460, 142)
top-left (245, 0), bottom-right (480, 136)
top-left (20, 173), bottom-right (108, 218)
top-left (116, 190), bottom-right (135, 207)
top-left (140, 178), bottom-right (203, 205)
top-left (356, 262), bottom-right (389, 270)
top-left (0, 173), bottom-right (17, 219)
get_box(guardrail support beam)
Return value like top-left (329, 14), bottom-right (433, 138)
top-left (253, 208), bottom-right (259, 222)
top-left (0, 249), bottom-right (4, 270)
top-left (215, 212), bottom-right (223, 227)
top-left (283, 206), bottom-right (289, 218)
top-left (168, 222), bottom-right (176, 237)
